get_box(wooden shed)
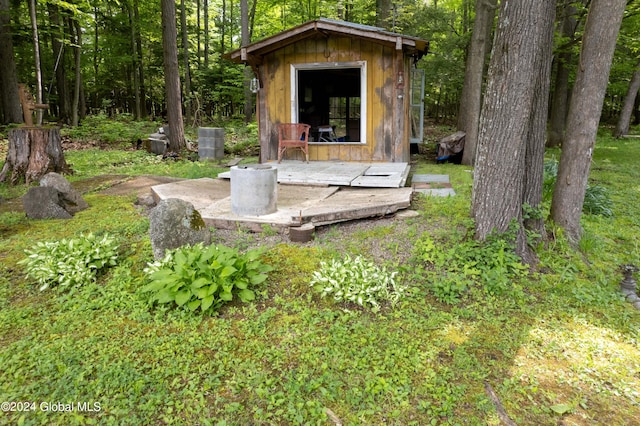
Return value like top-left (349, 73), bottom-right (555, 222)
top-left (226, 18), bottom-right (429, 163)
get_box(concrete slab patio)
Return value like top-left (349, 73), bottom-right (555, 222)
top-left (151, 177), bottom-right (414, 232)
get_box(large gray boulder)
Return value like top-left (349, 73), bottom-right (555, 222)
top-left (40, 172), bottom-right (89, 214)
top-left (23, 186), bottom-right (73, 219)
top-left (149, 198), bottom-right (212, 259)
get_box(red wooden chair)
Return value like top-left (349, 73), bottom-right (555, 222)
top-left (277, 123), bottom-right (311, 163)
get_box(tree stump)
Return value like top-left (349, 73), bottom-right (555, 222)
top-left (0, 127), bottom-right (71, 185)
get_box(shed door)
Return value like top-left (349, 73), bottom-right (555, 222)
top-left (410, 68), bottom-right (425, 144)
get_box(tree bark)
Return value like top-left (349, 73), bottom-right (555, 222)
top-left (133, 0), bottom-right (147, 119)
top-left (472, 0), bottom-right (556, 261)
top-left (161, 0), bottom-right (186, 152)
top-left (547, 1), bottom-right (582, 148)
top-left (241, 0), bottom-right (252, 123)
top-left (0, 0), bottom-right (23, 124)
top-left (48, 3), bottom-right (71, 124)
top-left (523, 1), bottom-right (556, 244)
top-left (181, 0), bottom-right (192, 125)
top-left (614, 60), bottom-right (640, 138)
top-left (128, 2), bottom-right (142, 120)
top-left (71, 18), bottom-right (82, 127)
top-left (0, 127), bottom-right (71, 185)
top-left (204, 0), bottom-right (209, 69)
top-left (28, 0), bottom-right (44, 126)
top-left (376, 0), bottom-right (393, 29)
top-left (458, 0), bottom-right (497, 166)
top-left (550, 0), bottom-right (627, 244)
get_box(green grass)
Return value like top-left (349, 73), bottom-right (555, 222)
top-left (0, 123), bottom-right (639, 425)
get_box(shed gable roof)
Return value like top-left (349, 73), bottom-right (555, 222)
top-left (226, 18), bottom-right (429, 64)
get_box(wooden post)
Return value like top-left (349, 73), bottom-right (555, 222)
top-left (18, 84), bottom-right (49, 126)
top-left (0, 127), bottom-right (70, 185)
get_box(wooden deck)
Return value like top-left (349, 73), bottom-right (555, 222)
top-left (217, 161), bottom-right (410, 188)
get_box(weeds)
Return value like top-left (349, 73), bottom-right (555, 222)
top-left (0, 125), bottom-right (639, 425)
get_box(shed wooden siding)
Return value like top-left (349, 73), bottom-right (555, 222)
top-left (258, 36), bottom-right (411, 163)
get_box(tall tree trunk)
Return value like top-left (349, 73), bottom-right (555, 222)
top-left (472, 0), bottom-right (556, 262)
top-left (550, 0), bottom-right (627, 244)
top-left (181, 0), bottom-right (192, 125)
top-left (0, 0), bottom-right (23, 124)
top-left (241, 0), bottom-right (252, 123)
top-left (458, 0), bottom-right (497, 166)
top-left (376, 0), bottom-right (392, 29)
top-left (48, 3), bottom-right (71, 124)
top-left (614, 60), bottom-right (640, 138)
top-left (93, 6), bottom-right (100, 113)
top-left (204, 0), bottom-right (209, 68)
top-left (161, 0), bottom-right (186, 152)
top-left (71, 18), bottom-right (82, 126)
top-left (128, 2), bottom-right (142, 120)
top-left (547, 1), bottom-right (582, 148)
top-left (133, 0), bottom-right (147, 119)
top-left (29, 0), bottom-right (44, 125)
top-left (523, 1), bottom-right (556, 243)
top-left (197, 0), bottom-right (201, 68)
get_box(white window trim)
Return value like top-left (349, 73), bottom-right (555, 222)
top-left (290, 61), bottom-right (367, 144)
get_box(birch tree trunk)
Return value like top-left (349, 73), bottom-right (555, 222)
top-left (550, 0), bottom-right (627, 244)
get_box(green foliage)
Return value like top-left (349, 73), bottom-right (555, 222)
top-left (18, 233), bottom-right (119, 291)
top-left (582, 184), bottom-right (614, 217)
top-left (309, 254), bottom-right (405, 311)
top-left (142, 243), bottom-right (273, 314)
top-left (61, 113), bottom-right (160, 146)
top-left (411, 232), bottom-right (528, 304)
top-left (543, 158), bottom-right (613, 216)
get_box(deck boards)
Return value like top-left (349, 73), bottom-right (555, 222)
top-left (217, 161), bottom-right (410, 188)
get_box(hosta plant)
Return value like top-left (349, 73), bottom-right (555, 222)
top-left (141, 243), bottom-right (272, 314)
top-left (19, 233), bottom-right (119, 291)
top-left (309, 254), bottom-right (405, 312)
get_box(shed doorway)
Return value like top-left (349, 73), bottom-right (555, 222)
top-left (291, 62), bottom-right (367, 144)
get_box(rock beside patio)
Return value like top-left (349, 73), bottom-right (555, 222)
top-left (23, 186), bottom-right (73, 219)
top-left (40, 172), bottom-right (89, 214)
top-left (149, 198), bottom-right (212, 259)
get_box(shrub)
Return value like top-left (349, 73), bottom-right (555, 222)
top-left (141, 243), bottom-right (272, 314)
top-left (309, 254), bottom-right (405, 311)
top-left (19, 233), bottom-right (119, 291)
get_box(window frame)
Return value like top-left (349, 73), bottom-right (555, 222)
top-left (290, 61), bottom-right (367, 144)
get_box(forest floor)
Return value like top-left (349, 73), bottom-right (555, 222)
top-left (0, 123), bottom-right (639, 425)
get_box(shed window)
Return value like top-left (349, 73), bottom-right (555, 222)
top-left (291, 62), bottom-right (366, 144)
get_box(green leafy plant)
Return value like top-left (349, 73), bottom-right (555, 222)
top-left (411, 232), bottom-right (528, 304)
top-left (543, 158), bottom-right (613, 216)
top-left (141, 243), bottom-right (272, 314)
top-left (309, 254), bottom-right (405, 311)
top-left (18, 233), bottom-right (119, 291)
